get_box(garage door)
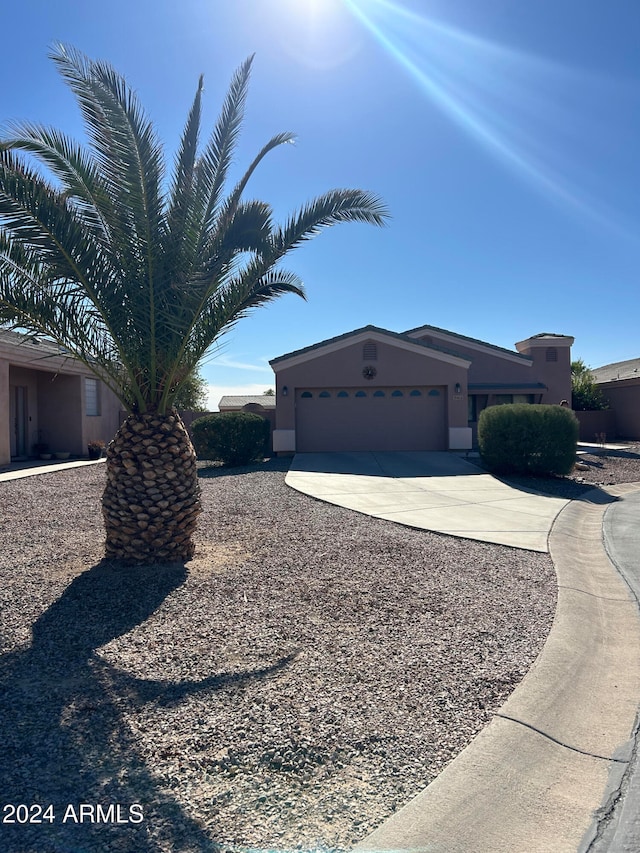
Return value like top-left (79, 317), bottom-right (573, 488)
top-left (295, 386), bottom-right (446, 452)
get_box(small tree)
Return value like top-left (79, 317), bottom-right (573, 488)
top-left (571, 359), bottom-right (608, 411)
top-left (173, 368), bottom-right (209, 412)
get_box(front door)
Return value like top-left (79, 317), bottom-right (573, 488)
top-left (10, 385), bottom-right (28, 459)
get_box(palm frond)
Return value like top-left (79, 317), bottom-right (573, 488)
top-left (198, 131), bottom-right (295, 263)
top-left (0, 235), bottom-right (133, 407)
top-left (50, 45), bottom-right (165, 272)
top-left (50, 43), bottom-right (169, 395)
top-left (194, 57), bottom-right (253, 246)
top-left (273, 189), bottom-right (389, 253)
top-left (1, 122), bottom-right (114, 241)
top-left (0, 149), bottom-right (107, 287)
top-left (164, 76), bottom-right (204, 280)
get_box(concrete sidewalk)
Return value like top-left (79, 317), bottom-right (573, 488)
top-left (286, 451), bottom-right (569, 552)
top-left (0, 458), bottom-right (105, 482)
top-left (354, 484), bottom-right (640, 853)
top-left (590, 489), bottom-right (640, 852)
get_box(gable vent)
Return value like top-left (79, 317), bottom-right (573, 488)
top-left (546, 347), bottom-right (558, 362)
top-left (363, 341), bottom-right (378, 361)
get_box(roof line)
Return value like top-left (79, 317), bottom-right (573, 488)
top-left (270, 324), bottom-right (471, 366)
top-left (404, 322), bottom-right (533, 362)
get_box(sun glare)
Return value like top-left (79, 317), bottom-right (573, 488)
top-left (276, 0), bottom-right (361, 69)
top-left (344, 0), bottom-right (634, 236)
top-left (283, 0), bottom-right (343, 22)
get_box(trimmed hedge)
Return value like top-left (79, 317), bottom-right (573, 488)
top-left (478, 404), bottom-right (579, 476)
top-left (191, 411), bottom-right (270, 466)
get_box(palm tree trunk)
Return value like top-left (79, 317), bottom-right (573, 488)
top-left (102, 410), bottom-right (201, 563)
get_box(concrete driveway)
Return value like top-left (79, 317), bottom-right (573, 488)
top-left (286, 451), bottom-right (569, 552)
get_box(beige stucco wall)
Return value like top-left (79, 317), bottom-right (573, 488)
top-left (411, 332), bottom-right (536, 386)
top-left (81, 379), bottom-right (121, 449)
top-left (599, 379), bottom-right (640, 440)
top-left (0, 340), bottom-right (121, 465)
top-left (270, 329), bottom-right (573, 454)
top-left (274, 337), bottom-right (469, 434)
top-left (573, 409), bottom-right (618, 442)
top-left (411, 330), bottom-right (573, 405)
top-left (0, 359), bottom-right (9, 464)
top-left (515, 337), bottom-right (573, 404)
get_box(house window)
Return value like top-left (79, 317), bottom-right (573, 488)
top-left (363, 341), bottom-right (377, 361)
top-left (391, 390), bottom-right (403, 397)
top-left (546, 348), bottom-right (558, 362)
top-left (355, 390), bottom-right (367, 397)
top-left (410, 389), bottom-right (422, 397)
top-left (319, 391), bottom-right (331, 398)
top-left (300, 391), bottom-right (313, 398)
top-left (373, 390), bottom-right (385, 397)
top-left (494, 394), bottom-right (534, 406)
top-left (85, 378), bottom-right (100, 416)
top-left (428, 389), bottom-right (440, 397)
top-left (337, 391), bottom-right (349, 398)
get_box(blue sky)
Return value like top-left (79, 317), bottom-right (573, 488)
top-left (2, 0), bottom-right (639, 408)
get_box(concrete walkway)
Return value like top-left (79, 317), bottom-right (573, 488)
top-left (590, 489), bottom-right (640, 852)
top-left (286, 451), bottom-right (569, 552)
top-left (354, 484), bottom-right (640, 853)
top-left (0, 458), bottom-right (105, 482)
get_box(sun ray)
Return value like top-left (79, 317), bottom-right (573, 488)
top-left (344, 0), bottom-right (637, 238)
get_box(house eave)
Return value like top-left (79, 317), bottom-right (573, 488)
top-left (270, 325), bottom-right (472, 371)
top-left (406, 324), bottom-right (534, 367)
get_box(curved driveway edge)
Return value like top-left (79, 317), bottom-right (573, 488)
top-left (353, 485), bottom-right (640, 853)
top-left (286, 452), bottom-right (569, 552)
top-left (588, 487), bottom-right (640, 852)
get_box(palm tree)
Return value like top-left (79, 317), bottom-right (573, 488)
top-left (0, 46), bottom-right (388, 563)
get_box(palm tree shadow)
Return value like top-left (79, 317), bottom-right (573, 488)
top-left (0, 559), bottom-right (294, 852)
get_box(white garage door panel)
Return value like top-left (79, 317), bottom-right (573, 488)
top-left (295, 387), bottom-right (446, 452)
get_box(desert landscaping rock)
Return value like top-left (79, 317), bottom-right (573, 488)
top-left (0, 445), bottom-right (638, 851)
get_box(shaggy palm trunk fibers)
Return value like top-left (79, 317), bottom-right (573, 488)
top-left (102, 410), bottom-right (201, 563)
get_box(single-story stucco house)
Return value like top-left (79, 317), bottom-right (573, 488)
top-left (0, 329), bottom-right (121, 467)
top-left (218, 394), bottom-right (276, 426)
top-left (592, 357), bottom-right (640, 440)
top-left (265, 324), bottom-right (574, 454)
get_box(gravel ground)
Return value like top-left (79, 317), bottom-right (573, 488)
top-left (0, 447), bottom-right (639, 853)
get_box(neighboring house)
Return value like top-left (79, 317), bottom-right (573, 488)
top-left (269, 324), bottom-right (573, 453)
top-left (0, 329), bottom-right (121, 466)
top-left (217, 395), bottom-right (276, 447)
top-left (592, 357), bottom-right (640, 440)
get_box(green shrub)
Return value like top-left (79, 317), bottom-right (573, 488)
top-left (478, 404), bottom-right (578, 476)
top-left (191, 412), bottom-right (270, 466)
top-left (571, 359), bottom-right (608, 411)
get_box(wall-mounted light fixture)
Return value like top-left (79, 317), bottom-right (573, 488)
top-left (282, 385), bottom-right (288, 397)
top-left (454, 383), bottom-right (461, 394)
